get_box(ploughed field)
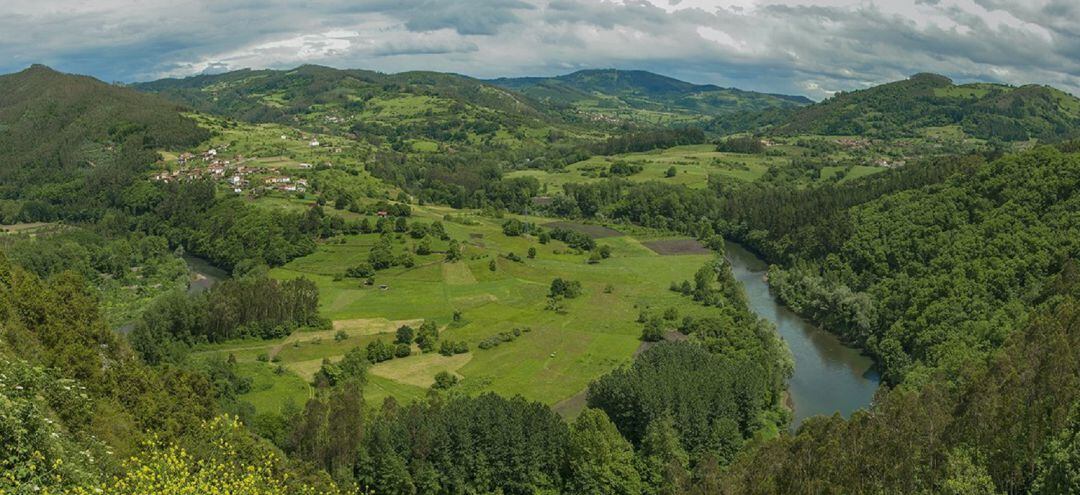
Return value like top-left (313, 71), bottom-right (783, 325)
top-left (192, 206), bottom-right (719, 417)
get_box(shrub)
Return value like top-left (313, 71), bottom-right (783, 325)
top-left (432, 371), bottom-right (459, 390)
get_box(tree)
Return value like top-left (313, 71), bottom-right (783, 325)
top-left (446, 240), bottom-right (462, 262)
top-left (395, 325), bottom-right (414, 345)
top-left (564, 408), bottom-right (642, 495)
top-left (665, 166), bottom-right (677, 178)
top-left (528, 247), bottom-right (537, 259)
top-left (489, 259), bottom-right (497, 271)
top-left (415, 238), bottom-right (431, 255)
top-left (637, 415), bottom-right (689, 495)
top-left (1032, 405), bottom-right (1080, 494)
top-left (550, 278), bottom-right (583, 299)
top-left (415, 320), bottom-right (439, 352)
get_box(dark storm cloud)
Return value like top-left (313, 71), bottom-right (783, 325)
top-left (1, 0), bottom-right (1077, 99)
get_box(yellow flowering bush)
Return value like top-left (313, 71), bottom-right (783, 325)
top-left (69, 417), bottom-right (331, 495)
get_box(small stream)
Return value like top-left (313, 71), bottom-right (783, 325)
top-left (725, 241), bottom-right (880, 429)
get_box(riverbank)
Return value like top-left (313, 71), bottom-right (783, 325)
top-left (724, 241), bottom-right (879, 428)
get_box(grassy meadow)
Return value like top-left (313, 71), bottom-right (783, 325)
top-left (508, 142), bottom-right (886, 191)
top-left (194, 204), bottom-right (720, 417)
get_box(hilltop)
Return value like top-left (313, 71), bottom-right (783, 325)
top-left (765, 73), bottom-right (1080, 141)
top-left (133, 65), bottom-right (604, 155)
top-left (491, 68), bottom-right (812, 125)
top-left (0, 65), bottom-right (208, 221)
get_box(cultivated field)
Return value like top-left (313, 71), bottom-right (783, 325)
top-left (194, 205), bottom-right (720, 417)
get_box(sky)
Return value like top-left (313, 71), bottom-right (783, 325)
top-left (3, 0), bottom-right (1078, 99)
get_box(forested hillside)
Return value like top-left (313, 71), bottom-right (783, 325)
top-left (766, 147), bottom-right (1080, 384)
top-left (491, 69), bottom-right (811, 125)
top-left (768, 73), bottom-right (1080, 141)
top-left (721, 264), bottom-right (1080, 494)
top-left (0, 65), bottom-right (208, 222)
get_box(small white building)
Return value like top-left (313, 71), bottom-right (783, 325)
top-left (309, 139), bottom-right (320, 147)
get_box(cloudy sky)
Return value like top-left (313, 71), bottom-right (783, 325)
top-left (3, 0), bottom-right (1078, 99)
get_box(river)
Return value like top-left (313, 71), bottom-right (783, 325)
top-left (183, 255), bottom-right (228, 294)
top-left (724, 241), bottom-right (880, 429)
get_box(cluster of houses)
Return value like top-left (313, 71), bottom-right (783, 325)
top-left (263, 175), bottom-right (309, 193)
top-left (152, 147), bottom-right (309, 195)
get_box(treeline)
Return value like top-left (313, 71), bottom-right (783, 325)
top-left (130, 273), bottom-right (321, 364)
top-left (589, 126), bottom-right (706, 156)
top-left (713, 153), bottom-right (985, 262)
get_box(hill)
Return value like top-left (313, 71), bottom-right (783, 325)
top-left (490, 68), bottom-right (812, 125)
top-left (133, 65), bottom-right (603, 155)
top-left (0, 65), bottom-right (208, 222)
top-left (766, 73), bottom-right (1080, 141)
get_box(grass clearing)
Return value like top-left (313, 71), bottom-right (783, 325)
top-left (369, 352), bottom-right (473, 388)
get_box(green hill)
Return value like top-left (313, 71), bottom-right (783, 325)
top-left (767, 73), bottom-right (1080, 141)
top-left (490, 68), bottom-right (812, 125)
top-left (0, 65), bottom-right (208, 221)
top-left (133, 65), bottom-right (603, 154)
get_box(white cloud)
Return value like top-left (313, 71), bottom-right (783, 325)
top-left (3, 0), bottom-right (1078, 99)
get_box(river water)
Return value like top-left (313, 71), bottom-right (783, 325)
top-left (724, 241), bottom-right (880, 429)
top-left (183, 255), bottom-right (227, 294)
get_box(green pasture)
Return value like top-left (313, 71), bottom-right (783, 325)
top-left (198, 206), bottom-right (719, 416)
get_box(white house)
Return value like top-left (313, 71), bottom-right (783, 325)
top-left (309, 139), bottom-right (320, 147)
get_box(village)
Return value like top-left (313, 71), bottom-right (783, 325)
top-left (151, 137), bottom-right (325, 195)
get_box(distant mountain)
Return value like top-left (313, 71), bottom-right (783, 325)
top-left (133, 65), bottom-right (601, 154)
top-left (0, 65), bottom-right (207, 219)
top-left (766, 73), bottom-right (1080, 141)
top-left (489, 69), bottom-right (812, 125)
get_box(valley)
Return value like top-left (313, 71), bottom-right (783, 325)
top-left (3, 59), bottom-right (1080, 495)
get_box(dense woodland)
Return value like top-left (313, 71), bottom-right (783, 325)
top-left (3, 63), bottom-right (1080, 494)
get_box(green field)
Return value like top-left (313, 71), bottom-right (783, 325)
top-left (508, 144), bottom-right (777, 190)
top-left (508, 142), bottom-right (887, 191)
top-left (195, 205), bottom-right (720, 417)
